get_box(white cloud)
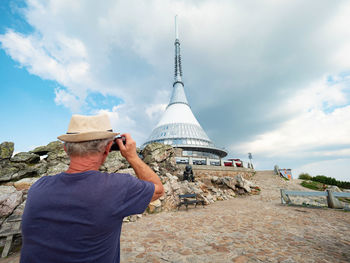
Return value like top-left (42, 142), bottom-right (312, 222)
top-left (0, 29), bottom-right (92, 108)
top-left (233, 75), bottom-right (350, 158)
top-left (145, 104), bottom-right (167, 120)
top-left (54, 88), bottom-right (82, 111)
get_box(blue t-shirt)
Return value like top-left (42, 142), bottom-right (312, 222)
top-left (20, 171), bottom-right (155, 263)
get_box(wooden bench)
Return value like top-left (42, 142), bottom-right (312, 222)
top-left (178, 194), bottom-right (205, 211)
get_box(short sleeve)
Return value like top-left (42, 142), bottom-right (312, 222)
top-left (120, 175), bottom-right (155, 218)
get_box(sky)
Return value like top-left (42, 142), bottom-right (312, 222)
top-left (0, 0), bottom-right (350, 181)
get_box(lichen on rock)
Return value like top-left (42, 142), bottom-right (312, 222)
top-left (0, 142), bottom-right (14, 160)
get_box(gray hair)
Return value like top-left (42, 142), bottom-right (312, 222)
top-left (65, 138), bottom-right (113, 156)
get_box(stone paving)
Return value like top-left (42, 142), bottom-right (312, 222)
top-left (1, 171), bottom-right (350, 263)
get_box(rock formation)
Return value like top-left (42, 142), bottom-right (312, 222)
top-left (0, 140), bottom-right (259, 252)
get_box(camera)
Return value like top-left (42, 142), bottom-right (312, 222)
top-left (110, 136), bottom-right (126, 151)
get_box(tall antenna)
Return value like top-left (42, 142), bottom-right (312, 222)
top-left (175, 15), bottom-right (179, 39)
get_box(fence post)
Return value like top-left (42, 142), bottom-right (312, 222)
top-left (326, 190), bottom-right (344, 209)
top-left (280, 189), bottom-right (291, 204)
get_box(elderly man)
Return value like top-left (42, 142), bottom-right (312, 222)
top-left (20, 114), bottom-right (164, 263)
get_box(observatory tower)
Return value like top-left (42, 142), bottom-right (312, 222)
top-left (143, 16), bottom-right (227, 159)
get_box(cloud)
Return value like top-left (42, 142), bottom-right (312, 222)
top-left (1, 0), bottom-right (350, 180)
top-left (145, 104), bottom-right (167, 120)
top-left (54, 88), bottom-right (82, 112)
top-left (233, 74), bottom-right (350, 158)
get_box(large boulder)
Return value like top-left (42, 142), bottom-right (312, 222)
top-left (142, 143), bottom-right (175, 164)
top-left (0, 142), bottom-right (14, 160)
top-left (31, 141), bottom-right (64, 156)
top-left (235, 174), bottom-right (255, 193)
top-left (0, 161), bottom-right (19, 182)
top-left (0, 161), bottom-right (39, 182)
top-left (46, 144), bottom-right (69, 165)
top-left (101, 151), bottom-right (129, 173)
top-left (11, 152), bottom-right (40, 164)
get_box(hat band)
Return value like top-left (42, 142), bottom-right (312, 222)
top-left (66, 129), bottom-right (114, 134)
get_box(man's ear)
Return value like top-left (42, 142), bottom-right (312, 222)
top-left (104, 140), bottom-right (114, 154)
top-left (63, 144), bottom-right (67, 153)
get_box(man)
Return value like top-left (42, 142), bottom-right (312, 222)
top-left (20, 114), bottom-right (164, 263)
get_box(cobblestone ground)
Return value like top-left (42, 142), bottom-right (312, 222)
top-left (120, 171), bottom-right (350, 263)
top-left (1, 171), bottom-right (349, 263)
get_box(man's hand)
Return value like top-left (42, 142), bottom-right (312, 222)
top-left (116, 134), bottom-right (138, 162)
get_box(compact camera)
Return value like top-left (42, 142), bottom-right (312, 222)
top-left (110, 136), bottom-right (126, 151)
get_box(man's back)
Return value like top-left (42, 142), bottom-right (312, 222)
top-left (20, 171), bottom-right (154, 263)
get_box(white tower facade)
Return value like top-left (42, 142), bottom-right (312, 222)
top-left (143, 16), bottom-right (227, 159)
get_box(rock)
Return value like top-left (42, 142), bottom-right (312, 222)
top-left (33, 162), bottom-right (48, 176)
top-left (326, 185), bottom-right (342, 192)
top-left (0, 161), bottom-right (19, 182)
top-left (31, 141), bottom-right (64, 156)
top-left (0, 186), bottom-right (23, 219)
top-left (235, 174), bottom-right (254, 193)
top-left (0, 161), bottom-right (38, 182)
top-left (221, 177), bottom-right (237, 191)
top-left (100, 151), bottom-right (129, 173)
top-left (14, 178), bottom-right (40, 191)
top-left (11, 152), bottom-right (40, 164)
top-left (148, 199), bottom-right (162, 213)
top-left (211, 176), bottom-right (219, 183)
top-left (47, 163), bottom-right (69, 175)
top-left (0, 142), bottom-right (14, 160)
top-left (10, 163), bottom-right (38, 181)
top-left (46, 149), bottom-right (69, 165)
top-left (142, 143), bottom-right (171, 162)
top-left (0, 200), bottom-right (26, 234)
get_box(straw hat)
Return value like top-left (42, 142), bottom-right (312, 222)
top-left (57, 114), bottom-right (119, 142)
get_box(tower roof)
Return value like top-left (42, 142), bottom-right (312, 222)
top-left (143, 16), bottom-right (227, 158)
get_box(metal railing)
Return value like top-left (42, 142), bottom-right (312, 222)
top-left (280, 189), bottom-right (350, 209)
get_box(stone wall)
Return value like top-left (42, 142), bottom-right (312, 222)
top-left (177, 164), bottom-right (255, 180)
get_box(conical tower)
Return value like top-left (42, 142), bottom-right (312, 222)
top-left (143, 16), bottom-right (227, 159)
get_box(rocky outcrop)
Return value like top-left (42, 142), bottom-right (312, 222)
top-left (0, 186), bottom-right (23, 223)
top-left (0, 142), bottom-right (14, 160)
top-left (0, 140), bottom-right (258, 252)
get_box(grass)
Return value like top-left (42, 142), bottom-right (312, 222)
top-left (339, 197), bottom-right (350, 204)
top-left (300, 180), bottom-right (324, 191)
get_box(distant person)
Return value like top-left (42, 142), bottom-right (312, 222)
top-left (20, 114), bottom-right (164, 263)
top-left (183, 164), bottom-right (194, 182)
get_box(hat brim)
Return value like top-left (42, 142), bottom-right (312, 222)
top-left (57, 131), bottom-right (119, 142)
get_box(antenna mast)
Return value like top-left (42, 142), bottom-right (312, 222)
top-left (175, 15), bottom-right (179, 39)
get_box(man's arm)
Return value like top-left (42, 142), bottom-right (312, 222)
top-left (116, 134), bottom-right (164, 202)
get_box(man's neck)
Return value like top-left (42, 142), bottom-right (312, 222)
top-left (66, 154), bottom-right (103, 174)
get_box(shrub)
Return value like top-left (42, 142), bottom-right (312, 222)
top-left (300, 181), bottom-right (324, 191)
top-left (311, 175), bottom-right (350, 189)
top-left (298, 173), bottom-right (312, 180)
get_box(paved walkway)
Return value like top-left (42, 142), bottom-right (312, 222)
top-left (1, 171), bottom-right (350, 262)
